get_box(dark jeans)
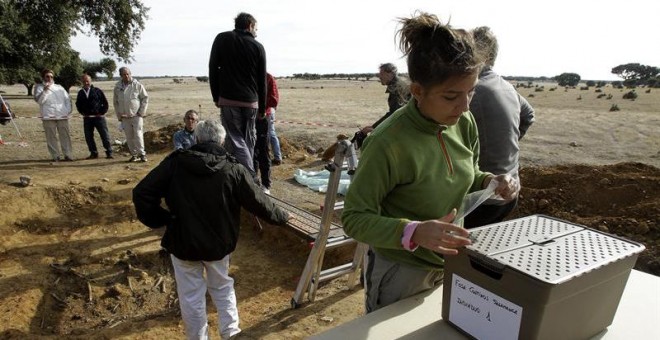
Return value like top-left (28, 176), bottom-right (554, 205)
top-left (463, 197), bottom-right (518, 229)
top-left (253, 118), bottom-right (271, 188)
top-left (220, 106), bottom-right (256, 178)
top-left (83, 117), bottom-right (112, 155)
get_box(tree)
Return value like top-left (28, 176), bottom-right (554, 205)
top-left (83, 58), bottom-right (117, 80)
top-left (554, 73), bottom-right (581, 87)
top-left (56, 50), bottom-right (84, 92)
top-left (611, 63), bottom-right (660, 86)
top-left (0, 0), bottom-right (149, 94)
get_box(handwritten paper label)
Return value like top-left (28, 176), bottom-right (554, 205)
top-left (448, 273), bottom-right (523, 340)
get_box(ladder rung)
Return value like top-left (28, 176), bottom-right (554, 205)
top-left (320, 201), bottom-right (345, 212)
top-left (317, 263), bottom-right (355, 283)
top-left (326, 237), bottom-right (356, 249)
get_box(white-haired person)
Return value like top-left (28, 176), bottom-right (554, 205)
top-left (133, 119), bottom-right (289, 340)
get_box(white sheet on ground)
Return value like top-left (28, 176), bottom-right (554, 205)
top-left (294, 169), bottom-right (351, 195)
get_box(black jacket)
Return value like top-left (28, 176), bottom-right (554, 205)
top-left (132, 142), bottom-right (288, 261)
top-left (208, 29), bottom-right (267, 115)
top-left (75, 86), bottom-right (109, 116)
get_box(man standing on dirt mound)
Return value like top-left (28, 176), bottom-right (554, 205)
top-left (209, 12), bottom-right (267, 181)
top-left (113, 66), bottom-right (149, 163)
top-left (133, 120), bottom-right (289, 340)
top-left (351, 63), bottom-right (410, 149)
top-left (464, 26), bottom-right (535, 228)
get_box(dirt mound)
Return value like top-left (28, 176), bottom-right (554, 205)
top-left (511, 162), bottom-right (660, 275)
top-left (141, 124), bottom-right (302, 157)
top-left (46, 248), bottom-right (177, 335)
top-left (143, 124), bottom-right (182, 154)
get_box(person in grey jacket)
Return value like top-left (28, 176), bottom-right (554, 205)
top-left (465, 26), bottom-right (535, 228)
top-left (133, 120), bottom-right (289, 340)
top-left (113, 66), bottom-right (149, 162)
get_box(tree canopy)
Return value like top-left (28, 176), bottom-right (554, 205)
top-left (0, 0), bottom-right (148, 94)
top-left (611, 63), bottom-right (660, 87)
top-left (83, 58), bottom-right (118, 81)
top-left (554, 73), bottom-right (581, 87)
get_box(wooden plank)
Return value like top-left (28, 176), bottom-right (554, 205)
top-left (271, 196), bottom-right (348, 241)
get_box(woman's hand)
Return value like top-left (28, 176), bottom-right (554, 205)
top-left (483, 174), bottom-right (520, 201)
top-left (493, 174), bottom-right (519, 201)
top-left (411, 209), bottom-right (471, 255)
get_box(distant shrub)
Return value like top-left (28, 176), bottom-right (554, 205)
top-left (597, 94), bottom-right (606, 98)
top-left (196, 76), bottom-right (209, 82)
top-left (645, 89), bottom-right (651, 93)
top-left (577, 95), bottom-right (582, 100)
top-left (586, 80), bottom-right (596, 87)
top-left (528, 93), bottom-right (535, 98)
top-left (580, 86), bottom-right (589, 90)
top-left (535, 87), bottom-right (544, 92)
top-left (549, 87), bottom-right (556, 91)
top-left (607, 94), bottom-right (613, 99)
top-left (623, 90), bottom-right (638, 100)
top-left (595, 88), bottom-right (603, 93)
top-left (609, 104), bottom-right (620, 112)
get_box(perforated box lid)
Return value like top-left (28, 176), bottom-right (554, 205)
top-left (466, 215), bottom-right (645, 284)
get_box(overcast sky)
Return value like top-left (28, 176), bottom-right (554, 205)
top-left (71, 0), bottom-right (659, 81)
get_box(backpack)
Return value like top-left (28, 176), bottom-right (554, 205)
top-left (0, 101), bottom-right (15, 125)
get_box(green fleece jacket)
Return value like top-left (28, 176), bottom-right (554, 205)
top-left (341, 99), bottom-right (490, 271)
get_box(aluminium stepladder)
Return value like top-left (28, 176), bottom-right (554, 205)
top-left (0, 94), bottom-right (24, 143)
top-left (290, 136), bottom-right (368, 308)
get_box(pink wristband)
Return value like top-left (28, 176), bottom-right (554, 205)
top-left (402, 221), bottom-right (420, 251)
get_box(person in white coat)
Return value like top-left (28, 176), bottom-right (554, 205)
top-left (33, 69), bottom-right (73, 162)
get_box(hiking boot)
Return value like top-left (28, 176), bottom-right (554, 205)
top-left (106, 153), bottom-right (114, 159)
top-left (86, 153), bottom-right (98, 160)
top-left (138, 155), bottom-right (148, 162)
top-left (128, 155), bottom-right (138, 162)
top-left (272, 159), bottom-right (282, 166)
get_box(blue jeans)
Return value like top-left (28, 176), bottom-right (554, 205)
top-left (268, 112), bottom-right (281, 161)
top-left (220, 106), bottom-right (256, 177)
top-left (83, 116), bottom-right (112, 156)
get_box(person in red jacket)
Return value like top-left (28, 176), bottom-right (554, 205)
top-left (253, 73), bottom-right (278, 194)
top-left (266, 73), bottom-right (282, 165)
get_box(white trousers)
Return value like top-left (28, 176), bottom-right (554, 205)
top-left (42, 119), bottom-right (72, 160)
top-left (122, 116), bottom-right (145, 156)
top-left (171, 254), bottom-right (241, 340)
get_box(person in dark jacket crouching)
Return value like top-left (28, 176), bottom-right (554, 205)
top-left (133, 119), bottom-right (289, 340)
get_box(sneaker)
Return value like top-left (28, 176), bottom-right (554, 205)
top-left (86, 154), bottom-right (98, 160)
top-left (263, 187), bottom-right (271, 195)
top-left (138, 155), bottom-right (148, 162)
top-left (128, 155), bottom-right (138, 162)
top-left (272, 159), bottom-right (282, 166)
top-left (221, 330), bottom-right (241, 340)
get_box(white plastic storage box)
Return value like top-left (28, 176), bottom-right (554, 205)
top-left (442, 215), bottom-right (645, 340)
